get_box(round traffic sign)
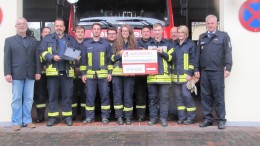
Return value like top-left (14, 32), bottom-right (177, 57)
top-left (0, 7), bottom-right (3, 25)
top-left (239, 0), bottom-right (260, 32)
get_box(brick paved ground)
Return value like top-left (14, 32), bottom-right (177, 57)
top-left (0, 121), bottom-right (260, 146)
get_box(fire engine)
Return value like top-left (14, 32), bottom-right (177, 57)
top-left (66, 0), bottom-right (174, 38)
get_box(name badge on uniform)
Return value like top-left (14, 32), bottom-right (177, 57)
top-left (200, 42), bottom-right (205, 50)
top-left (87, 47), bottom-right (93, 50)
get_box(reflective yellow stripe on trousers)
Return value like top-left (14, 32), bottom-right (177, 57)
top-left (48, 112), bottom-right (59, 117)
top-left (62, 111), bottom-right (72, 116)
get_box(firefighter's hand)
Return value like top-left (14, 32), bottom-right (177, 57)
top-left (107, 74), bottom-right (112, 82)
top-left (82, 75), bottom-right (87, 83)
top-left (35, 74), bottom-right (41, 80)
top-left (76, 56), bottom-right (81, 61)
top-left (53, 55), bottom-right (61, 61)
top-left (194, 72), bottom-right (200, 78)
top-left (5, 75), bottom-right (12, 83)
top-left (224, 70), bottom-right (230, 78)
top-left (186, 75), bottom-right (192, 81)
top-left (119, 50), bottom-right (124, 56)
top-left (157, 48), bottom-right (163, 54)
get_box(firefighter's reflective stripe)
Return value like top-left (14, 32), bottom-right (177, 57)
top-left (86, 74), bottom-right (94, 78)
top-left (42, 51), bottom-right (48, 59)
top-left (167, 48), bottom-right (174, 61)
top-left (68, 67), bottom-right (74, 77)
top-left (71, 103), bottom-right (77, 108)
top-left (48, 112), bottom-right (59, 117)
top-left (42, 46), bottom-right (53, 60)
top-left (48, 47), bottom-right (52, 54)
top-left (86, 70), bottom-right (108, 79)
top-left (46, 64), bottom-right (58, 76)
top-left (172, 74), bottom-right (187, 83)
top-left (163, 59), bottom-right (168, 74)
top-left (88, 53), bottom-right (92, 66)
top-left (111, 55), bottom-right (115, 62)
top-left (40, 56), bottom-right (44, 62)
top-left (136, 105), bottom-right (146, 109)
top-left (177, 106), bottom-right (186, 110)
top-left (187, 107), bottom-right (196, 112)
top-left (69, 61), bottom-right (75, 65)
top-left (80, 103), bottom-right (86, 107)
top-left (100, 52), bottom-right (104, 66)
top-left (80, 65), bottom-right (87, 71)
top-left (172, 64), bottom-right (175, 70)
top-left (36, 104), bottom-right (46, 108)
top-left (107, 65), bottom-right (113, 71)
top-left (62, 111), bottom-right (72, 116)
top-left (147, 74), bottom-right (171, 84)
top-left (123, 107), bottom-right (133, 111)
top-left (114, 105), bottom-right (123, 109)
top-left (101, 105), bottom-right (110, 110)
top-left (112, 67), bottom-right (123, 76)
top-left (184, 53), bottom-right (189, 70)
top-left (85, 106), bottom-right (95, 110)
top-left (189, 65), bottom-right (194, 70)
top-left (96, 70), bottom-right (108, 78)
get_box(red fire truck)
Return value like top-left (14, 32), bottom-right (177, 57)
top-left (66, 0), bottom-right (174, 38)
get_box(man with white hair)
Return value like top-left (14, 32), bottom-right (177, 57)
top-left (195, 14), bottom-right (233, 129)
top-left (4, 17), bottom-right (41, 131)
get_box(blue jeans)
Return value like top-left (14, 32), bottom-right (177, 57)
top-left (12, 78), bottom-right (35, 126)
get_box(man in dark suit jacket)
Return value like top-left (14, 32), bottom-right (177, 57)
top-left (4, 17), bottom-right (41, 131)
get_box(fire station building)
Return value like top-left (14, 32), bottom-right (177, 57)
top-left (0, 0), bottom-right (260, 126)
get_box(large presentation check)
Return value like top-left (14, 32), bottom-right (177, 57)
top-left (122, 50), bottom-right (158, 75)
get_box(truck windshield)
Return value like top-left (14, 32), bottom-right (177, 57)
top-left (76, 0), bottom-right (168, 28)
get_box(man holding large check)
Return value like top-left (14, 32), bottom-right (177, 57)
top-left (144, 23), bottom-right (174, 127)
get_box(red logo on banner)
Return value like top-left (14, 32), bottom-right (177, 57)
top-left (0, 7), bottom-right (3, 25)
top-left (239, 0), bottom-right (260, 32)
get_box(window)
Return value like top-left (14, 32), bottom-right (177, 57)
top-left (28, 22), bottom-right (41, 40)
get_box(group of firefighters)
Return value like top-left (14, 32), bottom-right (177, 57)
top-left (33, 14), bottom-right (232, 129)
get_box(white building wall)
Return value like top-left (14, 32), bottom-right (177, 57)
top-left (220, 0), bottom-right (260, 126)
top-left (0, 0), bottom-right (23, 125)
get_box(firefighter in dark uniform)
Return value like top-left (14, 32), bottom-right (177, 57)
top-left (111, 24), bottom-right (138, 125)
top-left (34, 27), bottom-right (51, 123)
top-left (146, 23), bottom-right (174, 127)
top-left (40, 18), bottom-right (78, 126)
top-left (72, 26), bottom-right (87, 120)
top-left (195, 15), bottom-right (233, 129)
top-left (172, 25), bottom-right (196, 125)
top-left (106, 27), bottom-right (118, 117)
top-left (135, 25), bottom-right (152, 121)
top-left (80, 23), bottom-right (112, 124)
top-left (168, 26), bottom-right (179, 121)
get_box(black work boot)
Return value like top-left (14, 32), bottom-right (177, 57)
top-left (117, 117), bottom-right (124, 125)
top-left (160, 119), bottom-right (168, 127)
top-left (218, 121), bottom-right (226, 129)
top-left (199, 120), bottom-right (213, 127)
top-left (147, 119), bottom-right (158, 126)
top-left (35, 108), bottom-right (45, 123)
top-left (102, 118), bottom-right (109, 124)
top-left (83, 118), bottom-right (94, 124)
top-left (64, 117), bottom-right (73, 126)
top-left (47, 118), bottom-right (60, 127)
top-left (125, 118), bottom-right (132, 125)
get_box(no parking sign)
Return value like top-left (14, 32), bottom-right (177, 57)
top-left (239, 0), bottom-right (260, 32)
